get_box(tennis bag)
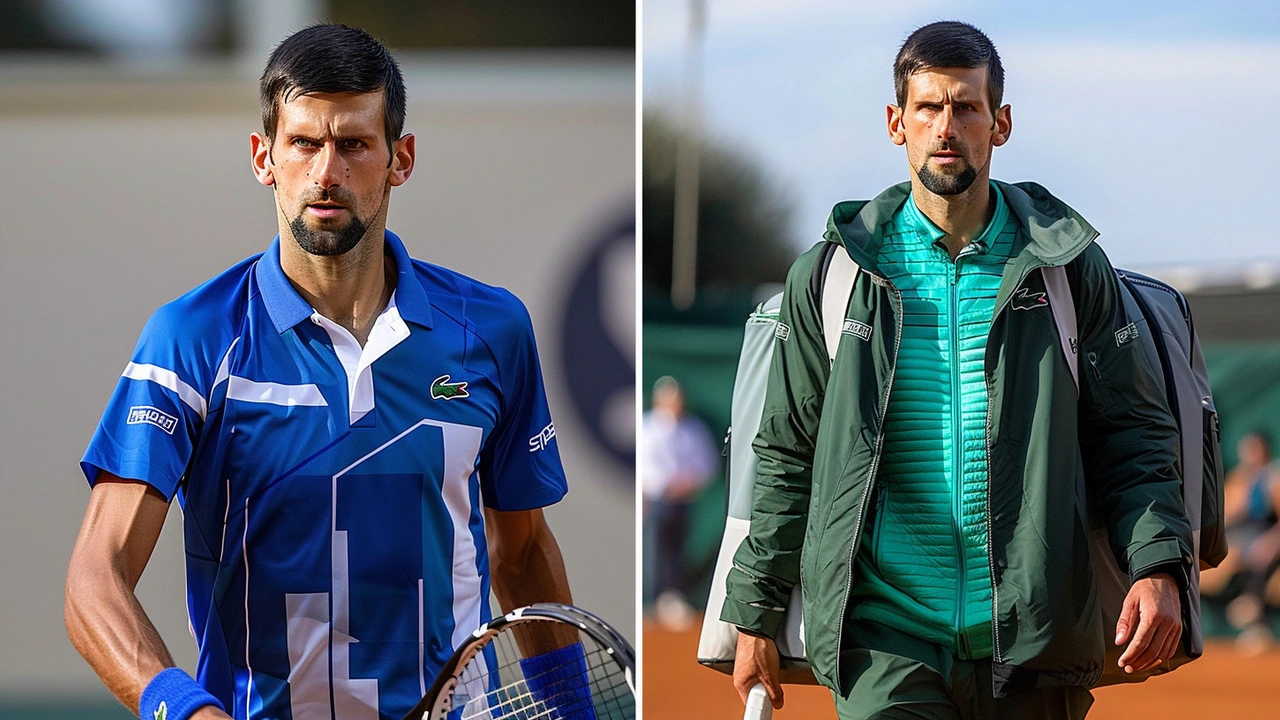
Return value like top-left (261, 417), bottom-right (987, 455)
top-left (697, 242), bottom-right (1227, 687)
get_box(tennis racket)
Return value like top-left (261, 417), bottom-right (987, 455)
top-left (401, 603), bottom-right (635, 720)
top-left (743, 683), bottom-right (773, 720)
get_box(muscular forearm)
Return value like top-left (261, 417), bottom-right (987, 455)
top-left (491, 522), bottom-right (573, 610)
top-left (63, 479), bottom-right (217, 717)
top-left (66, 554), bottom-right (175, 713)
top-left (487, 508), bottom-right (575, 655)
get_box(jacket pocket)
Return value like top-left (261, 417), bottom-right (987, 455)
top-left (870, 485), bottom-right (887, 567)
top-left (800, 536), bottom-right (810, 591)
top-left (1084, 351), bottom-right (1114, 408)
top-left (1200, 405), bottom-right (1227, 567)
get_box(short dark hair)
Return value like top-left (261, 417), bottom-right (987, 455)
top-left (894, 21), bottom-right (1003, 115)
top-left (259, 24), bottom-right (406, 155)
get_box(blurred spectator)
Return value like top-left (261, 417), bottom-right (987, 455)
top-left (642, 376), bottom-right (719, 630)
top-left (1202, 431), bottom-right (1280, 652)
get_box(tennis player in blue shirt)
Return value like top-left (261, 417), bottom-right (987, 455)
top-left (66, 24), bottom-right (587, 720)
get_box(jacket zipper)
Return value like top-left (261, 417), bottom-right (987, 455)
top-left (836, 278), bottom-right (903, 662)
top-left (949, 263), bottom-right (970, 658)
top-left (871, 483), bottom-right (887, 561)
top-left (983, 261), bottom-right (1050, 664)
top-left (984, 370), bottom-right (999, 662)
top-left (1087, 352), bottom-right (1103, 381)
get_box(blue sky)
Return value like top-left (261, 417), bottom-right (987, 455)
top-left (644, 0), bottom-right (1280, 267)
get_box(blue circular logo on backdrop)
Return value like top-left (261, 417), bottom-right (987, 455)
top-left (558, 210), bottom-right (635, 481)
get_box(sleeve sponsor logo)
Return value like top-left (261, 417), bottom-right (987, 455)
top-left (1115, 322), bottom-right (1139, 347)
top-left (529, 422), bottom-right (556, 452)
top-left (841, 319), bottom-right (873, 341)
top-left (127, 405), bottom-right (178, 434)
top-left (774, 323), bottom-right (791, 342)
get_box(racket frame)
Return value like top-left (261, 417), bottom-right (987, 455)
top-left (401, 602), bottom-right (635, 720)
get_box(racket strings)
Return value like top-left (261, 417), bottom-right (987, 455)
top-left (454, 627), bottom-right (633, 720)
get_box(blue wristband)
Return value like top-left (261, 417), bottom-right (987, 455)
top-left (140, 667), bottom-right (224, 720)
top-left (519, 642), bottom-right (597, 720)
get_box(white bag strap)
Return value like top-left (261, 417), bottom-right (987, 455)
top-left (1041, 265), bottom-right (1079, 395)
top-left (821, 246), bottom-right (861, 364)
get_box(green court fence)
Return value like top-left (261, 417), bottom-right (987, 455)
top-left (645, 317), bottom-right (1280, 614)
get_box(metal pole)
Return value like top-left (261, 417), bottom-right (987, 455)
top-left (670, 0), bottom-right (705, 310)
top-left (235, 0), bottom-right (322, 74)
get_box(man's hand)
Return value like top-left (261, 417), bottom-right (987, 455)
top-left (1115, 572), bottom-right (1182, 674)
top-left (732, 632), bottom-right (783, 710)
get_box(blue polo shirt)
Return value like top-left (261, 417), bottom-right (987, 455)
top-left (82, 230), bottom-right (568, 720)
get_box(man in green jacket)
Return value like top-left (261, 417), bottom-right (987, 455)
top-left (723, 21), bottom-right (1193, 720)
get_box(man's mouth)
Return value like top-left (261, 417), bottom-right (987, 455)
top-left (931, 151), bottom-right (963, 165)
top-left (306, 202), bottom-right (347, 218)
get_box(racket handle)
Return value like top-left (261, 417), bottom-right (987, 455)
top-left (744, 682), bottom-right (773, 720)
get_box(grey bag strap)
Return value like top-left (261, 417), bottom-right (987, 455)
top-left (822, 247), bottom-right (861, 364)
top-left (1041, 265), bottom-right (1080, 395)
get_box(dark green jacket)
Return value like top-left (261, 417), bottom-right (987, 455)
top-left (721, 180), bottom-right (1194, 696)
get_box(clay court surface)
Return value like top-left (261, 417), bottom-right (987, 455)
top-left (643, 620), bottom-right (1280, 718)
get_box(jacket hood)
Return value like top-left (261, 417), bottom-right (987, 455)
top-left (824, 180), bottom-right (1100, 274)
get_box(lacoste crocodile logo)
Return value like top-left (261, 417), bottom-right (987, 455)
top-left (431, 374), bottom-right (469, 400)
top-left (155, 701), bottom-right (167, 720)
top-left (1011, 287), bottom-right (1048, 311)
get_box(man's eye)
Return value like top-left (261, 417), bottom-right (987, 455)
top-left (342, 139), bottom-right (364, 149)
top-left (293, 138), bottom-right (315, 148)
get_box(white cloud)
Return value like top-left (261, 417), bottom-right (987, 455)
top-left (644, 0), bottom-right (972, 57)
top-left (997, 39), bottom-right (1280, 264)
top-left (1002, 39), bottom-right (1280, 86)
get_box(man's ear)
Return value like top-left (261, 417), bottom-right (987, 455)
top-left (389, 133), bottom-right (416, 187)
top-left (886, 105), bottom-right (906, 146)
top-left (992, 104), bottom-right (1012, 148)
top-left (250, 132), bottom-right (274, 187)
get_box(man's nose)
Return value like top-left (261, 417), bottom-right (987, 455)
top-left (310, 142), bottom-right (344, 189)
top-left (933, 105), bottom-right (957, 142)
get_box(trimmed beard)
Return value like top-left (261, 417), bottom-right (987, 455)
top-left (288, 213), bottom-right (369, 257)
top-left (917, 160), bottom-right (978, 196)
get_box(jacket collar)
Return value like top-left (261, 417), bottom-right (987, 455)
top-left (900, 180), bottom-right (1011, 257)
top-left (826, 179), bottom-right (1099, 275)
top-left (255, 229), bottom-right (434, 334)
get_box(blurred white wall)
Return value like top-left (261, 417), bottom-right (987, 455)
top-left (0, 54), bottom-right (635, 698)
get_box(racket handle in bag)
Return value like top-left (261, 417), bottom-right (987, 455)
top-left (744, 683), bottom-right (773, 720)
